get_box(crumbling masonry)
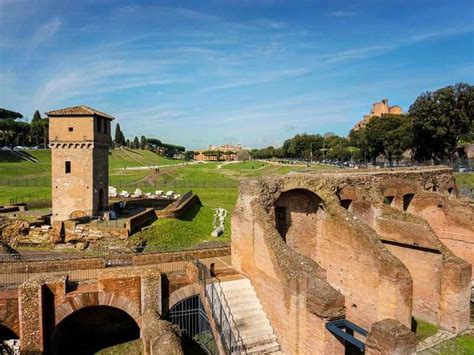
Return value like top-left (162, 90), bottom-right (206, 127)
top-left (232, 167), bottom-right (472, 354)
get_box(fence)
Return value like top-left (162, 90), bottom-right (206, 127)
top-left (195, 259), bottom-right (246, 354)
top-left (0, 251), bottom-right (207, 286)
top-left (3, 196), bottom-right (51, 208)
top-left (0, 177), bottom-right (51, 187)
top-left (0, 177), bottom-right (238, 189)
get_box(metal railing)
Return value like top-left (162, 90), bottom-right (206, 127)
top-left (195, 259), bottom-right (246, 354)
top-left (0, 251), bottom-right (202, 286)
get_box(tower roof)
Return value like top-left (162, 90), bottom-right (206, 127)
top-left (46, 105), bottom-right (115, 120)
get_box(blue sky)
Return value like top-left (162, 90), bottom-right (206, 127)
top-left (1, 0), bottom-right (473, 149)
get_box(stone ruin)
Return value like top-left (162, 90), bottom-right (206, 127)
top-left (211, 208), bottom-right (227, 237)
top-left (231, 166), bottom-right (472, 354)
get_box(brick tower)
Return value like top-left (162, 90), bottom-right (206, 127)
top-left (47, 105), bottom-right (114, 222)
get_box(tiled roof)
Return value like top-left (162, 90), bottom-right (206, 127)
top-left (45, 105), bottom-right (115, 120)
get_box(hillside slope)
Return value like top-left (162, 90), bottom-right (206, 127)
top-left (0, 149), bottom-right (182, 181)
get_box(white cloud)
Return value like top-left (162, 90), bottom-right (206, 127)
top-left (330, 11), bottom-right (357, 18)
top-left (30, 18), bottom-right (61, 50)
top-left (199, 68), bottom-right (310, 93)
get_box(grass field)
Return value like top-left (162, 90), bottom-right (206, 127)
top-left (0, 150), bottom-right (338, 251)
top-left (455, 172), bottom-right (474, 189)
top-left (3, 151), bottom-right (471, 252)
top-left (419, 334), bottom-right (474, 354)
top-left (415, 318), bottom-right (438, 342)
top-left (0, 149), bottom-right (182, 203)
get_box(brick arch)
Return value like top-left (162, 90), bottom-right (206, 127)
top-left (273, 188), bottom-right (324, 260)
top-left (336, 185), bottom-right (358, 201)
top-left (55, 292), bottom-right (142, 327)
top-left (0, 300), bottom-right (20, 338)
top-left (166, 283), bottom-right (200, 313)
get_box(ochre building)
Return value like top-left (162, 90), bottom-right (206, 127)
top-left (47, 105), bottom-right (114, 222)
top-left (353, 98), bottom-right (403, 131)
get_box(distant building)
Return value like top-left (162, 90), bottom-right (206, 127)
top-left (353, 99), bottom-right (402, 131)
top-left (47, 105), bottom-right (114, 222)
top-left (193, 143), bottom-right (250, 161)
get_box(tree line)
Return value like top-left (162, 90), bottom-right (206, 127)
top-left (0, 109), bottom-right (49, 147)
top-left (114, 124), bottom-right (186, 158)
top-left (251, 83), bottom-right (473, 164)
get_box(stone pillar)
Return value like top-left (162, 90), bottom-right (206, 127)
top-left (19, 275), bottom-right (66, 354)
top-left (439, 259), bottom-right (471, 333)
top-left (365, 319), bottom-right (416, 355)
top-left (141, 309), bottom-right (183, 355)
top-left (141, 274), bottom-right (162, 315)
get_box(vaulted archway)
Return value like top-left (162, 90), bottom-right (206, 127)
top-left (274, 188), bottom-right (325, 259)
top-left (50, 305), bottom-right (140, 355)
top-left (0, 324), bottom-right (18, 341)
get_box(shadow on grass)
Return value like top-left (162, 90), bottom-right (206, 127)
top-left (0, 151), bottom-right (24, 162)
top-left (179, 201), bottom-right (202, 221)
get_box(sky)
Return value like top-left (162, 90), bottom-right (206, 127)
top-left (1, 0), bottom-right (473, 149)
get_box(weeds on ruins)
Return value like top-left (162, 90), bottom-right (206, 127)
top-left (1, 0), bottom-right (473, 354)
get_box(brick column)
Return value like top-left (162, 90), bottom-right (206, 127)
top-left (19, 275), bottom-right (66, 354)
top-left (365, 319), bottom-right (416, 355)
top-left (439, 259), bottom-right (471, 333)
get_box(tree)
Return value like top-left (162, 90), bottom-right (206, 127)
top-left (409, 83), bottom-right (474, 161)
top-left (114, 124), bottom-right (125, 147)
top-left (32, 110), bottom-right (41, 122)
top-left (184, 151), bottom-right (195, 161)
top-left (236, 150), bottom-right (251, 162)
top-left (31, 120), bottom-right (42, 146)
top-left (364, 114), bottom-right (413, 164)
top-left (140, 135), bottom-right (147, 150)
top-left (126, 139), bottom-right (131, 148)
top-left (133, 136), bottom-right (139, 149)
top-left (282, 133), bottom-right (324, 160)
top-left (0, 108), bottom-right (23, 120)
top-left (349, 129), bottom-right (369, 162)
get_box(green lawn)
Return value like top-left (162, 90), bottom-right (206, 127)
top-left (0, 149), bottom-right (182, 202)
top-left (109, 149), bottom-right (183, 169)
top-left (0, 153), bottom-right (336, 250)
top-left (95, 339), bottom-right (143, 355)
top-left (419, 334), bottom-right (474, 355)
top-left (455, 172), bottom-right (474, 189)
top-left (221, 160), bottom-right (268, 170)
top-left (414, 318), bottom-right (438, 342)
top-left (131, 187), bottom-right (237, 251)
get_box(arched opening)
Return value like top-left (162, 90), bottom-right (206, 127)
top-left (167, 295), bottom-right (214, 354)
top-left (0, 324), bottom-right (18, 341)
top-left (447, 187), bottom-right (454, 196)
top-left (274, 189), bottom-right (324, 258)
top-left (0, 324), bottom-right (19, 355)
top-left (403, 193), bottom-right (415, 211)
top-left (50, 305), bottom-right (140, 355)
top-left (98, 188), bottom-right (104, 211)
top-left (384, 196), bottom-right (394, 205)
top-left (340, 199), bottom-right (352, 210)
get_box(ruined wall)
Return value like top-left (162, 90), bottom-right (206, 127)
top-left (409, 192), bottom-right (474, 276)
top-left (12, 265), bottom-right (168, 353)
top-left (232, 185), bottom-right (346, 354)
top-left (365, 319), bottom-right (416, 355)
top-left (127, 208), bottom-right (157, 234)
top-left (335, 168), bottom-right (471, 333)
top-left (0, 294), bottom-right (19, 339)
top-left (244, 176), bottom-right (413, 330)
top-left (233, 167), bottom-right (472, 352)
top-left (156, 193), bottom-right (200, 219)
